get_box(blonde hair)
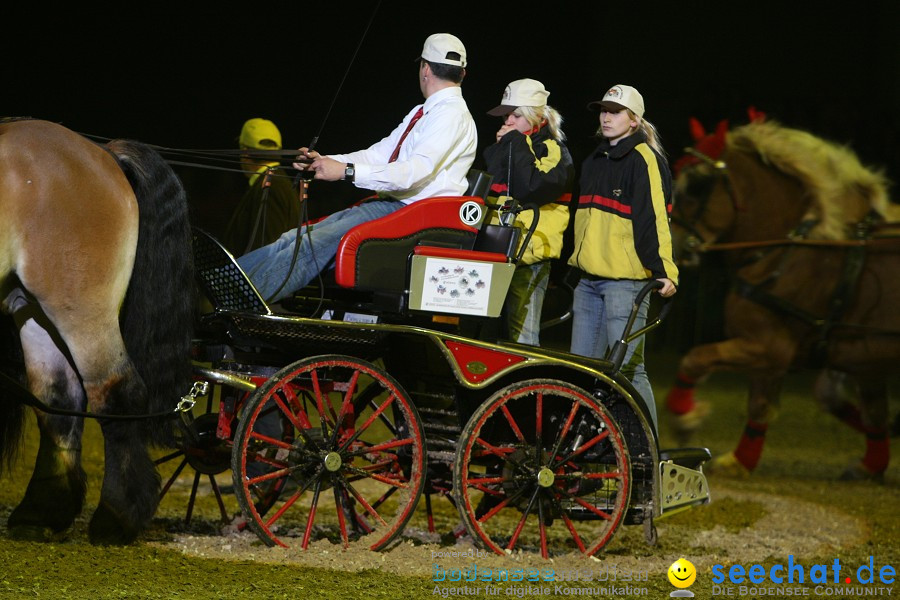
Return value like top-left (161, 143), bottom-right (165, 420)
top-left (595, 109), bottom-right (666, 157)
top-left (515, 105), bottom-right (566, 142)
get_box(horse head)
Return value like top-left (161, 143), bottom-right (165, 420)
top-left (670, 118), bottom-right (735, 267)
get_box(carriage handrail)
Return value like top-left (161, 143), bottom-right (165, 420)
top-left (606, 280), bottom-right (673, 372)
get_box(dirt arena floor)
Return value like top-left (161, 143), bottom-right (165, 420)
top-left (1, 356), bottom-right (898, 599)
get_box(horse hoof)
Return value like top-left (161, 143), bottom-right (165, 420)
top-left (706, 453), bottom-right (751, 478)
top-left (666, 400), bottom-right (711, 445)
top-left (88, 504), bottom-right (140, 545)
top-left (839, 463), bottom-right (885, 483)
top-left (7, 524), bottom-right (55, 542)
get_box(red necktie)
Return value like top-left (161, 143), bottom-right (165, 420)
top-left (388, 107), bottom-right (424, 163)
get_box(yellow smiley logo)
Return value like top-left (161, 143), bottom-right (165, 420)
top-left (668, 558), bottom-right (697, 588)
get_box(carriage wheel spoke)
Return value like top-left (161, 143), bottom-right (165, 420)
top-left (158, 456), bottom-right (189, 499)
top-left (370, 485), bottom-right (399, 512)
top-left (561, 512), bottom-right (587, 553)
top-left (346, 436), bottom-right (413, 457)
top-left (309, 370), bottom-right (335, 436)
top-left (155, 449), bottom-right (184, 467)
top-left (506, 486), bottom-right (541, 552)
top-left (328, 369), bottom-right (361, 448)
top-left (343, 480), bottom-right (387, 526)
top-left (185, 469), bottom-right (202, 524)
top-left (473, 438), bottom-right (522, 463)
top-left (534, 391), bottom-right (544, 462)
top-left (500, 404), bottom-right (526, 443)
top-left (553, 484), bottom-right (614, 520)
top-left (272, 392), bottom-right (313, 434)
top-left (339, 393), bottom-right (397, 452)
top-left (553, 430), bottom-right (610, 469)
top-left (208, 474), bottom-right (229, 522)
top-left (333, 481), bottom-right (350, 547)
top-left (537, 499), bottom-right (549, 559)
top-left (549, 400), bottom-right (581, 463)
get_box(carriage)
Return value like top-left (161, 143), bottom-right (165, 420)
top-left (0, 118), bottom-right (710, 557)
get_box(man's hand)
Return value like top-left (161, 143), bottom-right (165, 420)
top-left (292, 147), bottom-right (320, 172)
top-left (309, 156), bottom-right (346, 181)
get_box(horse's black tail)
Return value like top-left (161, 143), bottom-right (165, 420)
top-left (0, 315), bottom-right (26, 473)
top-left (108, 139), bottom-right (195, 447)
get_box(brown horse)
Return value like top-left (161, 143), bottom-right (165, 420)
top-left (664, 117), bottom-right (900, 479)
top-left (0, 119), bottom-right (194, 543)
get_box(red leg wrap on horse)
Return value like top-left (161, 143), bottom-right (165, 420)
top-left (666, 373), bottom-right (697, 415)
top-left (862, 430), bottom-right (889, 474)
top-left (733, 420), bottom-right (769, 471)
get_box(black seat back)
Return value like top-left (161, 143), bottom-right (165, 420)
top-left (465, 169), bottom-right (493, 200)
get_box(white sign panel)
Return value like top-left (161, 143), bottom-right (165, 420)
top-left (419, 257), bottom-right (494, 316)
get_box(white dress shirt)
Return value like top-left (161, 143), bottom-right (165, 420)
top-left (329, 86), bottom-right (477, 204)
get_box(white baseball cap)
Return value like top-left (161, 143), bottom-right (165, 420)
top-left (588, 84), bottom-right (645, 118)
top-left (487, 78), bottom-right (550, 116)
top-left (419, 33), bottom-right (467, 68)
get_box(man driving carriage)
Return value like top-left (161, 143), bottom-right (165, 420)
top-left (238, 33), bottom-right (477, 303)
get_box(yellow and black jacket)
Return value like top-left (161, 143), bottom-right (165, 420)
top-left (568, 132), bottom-right (679, 285)
top-left (483, 125), bottom-right (574, 265)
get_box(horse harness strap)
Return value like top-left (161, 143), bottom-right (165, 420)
top-left (0, 370), bottom-right (206, 422)
top-left (733, 243), bottom-right (868, 365)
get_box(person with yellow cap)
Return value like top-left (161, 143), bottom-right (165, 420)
top-left (482, 78), bottom-right (574, 346)
top-left (237, 33), bottom-right (476, 303)
top-left (222, 118), bottom-right (302, 255)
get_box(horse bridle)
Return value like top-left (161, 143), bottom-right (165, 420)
top-left (671, 147), bottom-right (741, 252)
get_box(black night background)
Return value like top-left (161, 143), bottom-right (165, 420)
top-left (6, 1), bottom-right (899, 191)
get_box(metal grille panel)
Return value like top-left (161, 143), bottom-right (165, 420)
top-left (192, 229), bottom-right (270, 314)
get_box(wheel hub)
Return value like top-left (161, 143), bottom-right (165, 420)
top-left (182, 413), bottom-right (231, 475)
top-left (323, 451), bottom-right (343, 472)
top-left (536, 467), bottom-right (555, 488)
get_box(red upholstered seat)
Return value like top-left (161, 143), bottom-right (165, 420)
top-left (334, 196), bottom-right (485, 291)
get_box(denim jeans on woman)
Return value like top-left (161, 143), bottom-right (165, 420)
top-left (504, 261), bottom-right (550, 346)
top-left (237, 200), bottom-right (404, 303)
top-left (569, 277), bottom-right (657, 430)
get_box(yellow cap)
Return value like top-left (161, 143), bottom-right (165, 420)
top-left (239, 118), bottom-right (282, 149)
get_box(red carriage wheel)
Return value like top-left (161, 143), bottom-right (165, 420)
top-left (452, 379), bottom-right (631, 558)
top-left (156, 374), bottom-right (287, 526)
top-left (231, 355), bottom-right (426, 550)
top-left (156, 389), bottom-right (233, 525)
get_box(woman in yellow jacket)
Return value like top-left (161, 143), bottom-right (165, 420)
top-left (483, 79), bottom-right (574, 345)
top-left (568, 84), bottom-right (678, 429)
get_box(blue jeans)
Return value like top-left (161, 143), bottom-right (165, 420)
top-left (238, 200), bottom-right (405, 303)
top-left (569, 278), bottom-right (656, 430)
top-left (505, 262), bottom-right (550, 346)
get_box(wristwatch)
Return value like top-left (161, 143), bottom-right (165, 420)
top-left (344, 163), bottom-right (355, 182)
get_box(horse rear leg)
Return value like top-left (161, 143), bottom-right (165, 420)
top-left (6, 311), bottom-right (87, 540)
top-left (32, 301), bottom-right (160, 544)
top-left (843, 375), bottom-right (889, 480)
top-left (731, 374), bottom-right (782, 470)
top-left (64, 331), bottom-right (160, 545)
top-left (815, 370), bottom-right (890, 479)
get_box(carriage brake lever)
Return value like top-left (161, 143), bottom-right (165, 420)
top-left (607, 281), bottom-right (672, 372)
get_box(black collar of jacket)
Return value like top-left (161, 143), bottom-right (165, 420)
top-left (594, 130), bottom-right (646, 159)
